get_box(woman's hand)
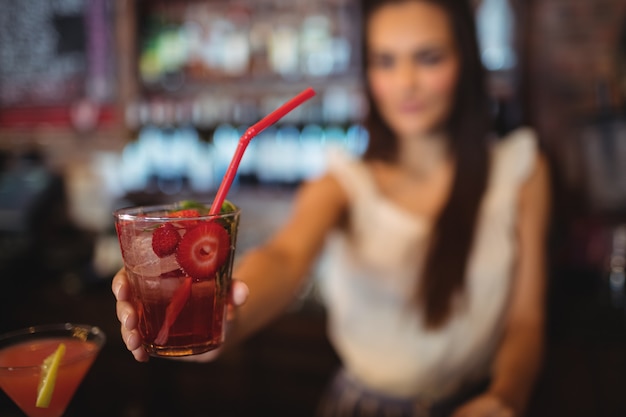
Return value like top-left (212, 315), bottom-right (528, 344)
top-left (451, 392), bottom-right (515, 417)
top-left (111, 267), bottom-right (249, 363)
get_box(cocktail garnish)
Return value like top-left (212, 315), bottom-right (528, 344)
top-left (176, 222), bottom-right (230, 280)
top-left (178, 200), bottom-right (209, 212)
top-left (154, 276), bottom-right (193, 345)
top-left (170, 199), bottom-right (236, 216)
top-left (152, 223), bottom-right (181, 258)
top-left (168, 209), bottom-right (201, 218)
top-left (219, 200), bottom-right (237, 214)
top-left (36, 343), bottom-right (66, 408)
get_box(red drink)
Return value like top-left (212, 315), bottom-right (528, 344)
top-left (126, 268), bottom-right (227, 353)
top-left (0, 324), bottom-right (105, 417)
top-left (114, 202), bottom-right (240, 357)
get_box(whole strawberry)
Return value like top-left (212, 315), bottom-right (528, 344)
top-left (151, 223), bottom-right (181, 258)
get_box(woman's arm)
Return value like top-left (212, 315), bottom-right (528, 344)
top-left (476, 152), bottom-right (551, 416)
top-left (225, 173), bottom-right (348, 346)
top-left (113, 173), bottom-right (348, 361)
top-left (486, 153), bottom-right (551, 414)
top-left (453, 153), bottom-right (551, 417)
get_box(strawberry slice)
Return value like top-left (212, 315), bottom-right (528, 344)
top-left (168, 209), bottom-right (202, 229)
top-left (175, 222), bottom-right (230, 280)
top-left (168, 209), bottom-right (201, 218)
top-left (154, 276), bottom-right (192, 345)
top-left (151, 223), bottom-right (181, 258)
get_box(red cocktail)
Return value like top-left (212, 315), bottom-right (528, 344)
top-left (114, 201), bottom-right (240, 357)
top-left (114, 88), bottom-right (314, 358)
top-left (0, 323), bottom-right (105, 417)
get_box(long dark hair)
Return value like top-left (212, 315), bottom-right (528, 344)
top-left (361, 0), bottom-right (492, 328)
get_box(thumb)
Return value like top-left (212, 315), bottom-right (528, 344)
top-left (231, 280), bottom-right (249, 307)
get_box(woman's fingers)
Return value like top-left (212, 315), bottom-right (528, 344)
top-left (113, 268), bottom-right (148, 361)
top-left (120, 325), bottom-right (140, 350)
top-left (177, 348), bottom-right (222, 363)
top-left (226, 279), bottom-right (249, 320)
top-left (120, 324), bottom-right (149, 362)
top-left (112, 268), bottom-right (130, 301)
top-left (130, 342), bottom-right (149, 362)
top-left (230, 279), bottom-right (249, 307)
top-left (116, 300), bottom-right (138, 330)
top-left (113, 269), bottom-right (248, 362)
top-left (117, 300), bottom-right (145, 361)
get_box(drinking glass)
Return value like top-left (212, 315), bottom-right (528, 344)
top-left (0, 323), bottom-right (106, 417)
top-left (114, 201), bottom-right (240, 357)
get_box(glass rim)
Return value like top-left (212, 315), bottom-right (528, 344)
top-left (0, 323), bottom-right (106, 371)
top-left (113, 202), bottom-right (241, 222)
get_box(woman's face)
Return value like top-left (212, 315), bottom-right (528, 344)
top-left (366, 1), bottom-right (460, 140)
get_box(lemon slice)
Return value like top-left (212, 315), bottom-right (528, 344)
top-left (36, 343), bottom-right (66, 408)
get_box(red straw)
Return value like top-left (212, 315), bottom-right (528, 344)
top-left (155, 88), bottom-right (317, 346)
top-left (209, 87), bottom-right (316, 215)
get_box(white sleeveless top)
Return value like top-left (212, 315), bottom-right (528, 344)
top-left (317, 128), bottom-right (538, 400)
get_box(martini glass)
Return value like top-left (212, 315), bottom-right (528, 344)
top-left (0, 323), bottom-right (106, 417)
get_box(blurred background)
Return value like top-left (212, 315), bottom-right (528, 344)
top-left (0, 0), bottom-right (625, 416)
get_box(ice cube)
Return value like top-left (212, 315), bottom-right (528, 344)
top-left (121, 234), bottom-right (155, 268)
top-left (123, 234), bottom-right (181, 276)
top-left (131, 254), bottom-right (180, 277)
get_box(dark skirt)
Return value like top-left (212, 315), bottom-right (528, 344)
top-left (315, 369), bottom-right (488, 417)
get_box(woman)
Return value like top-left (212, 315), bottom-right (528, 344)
top-left (113, 1), bottom-right (550, 416)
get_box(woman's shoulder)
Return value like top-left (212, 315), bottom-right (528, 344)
top-left (299, 170), bottom-right (349, 200)
top-left (493, 127), bottom-right (537, 155)
top-left (286, 172), bottom-right (350, 230)
top-left (324, 148), bottom-right (377, 200)
top-left (490, 127), bottom-right (539, 186)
